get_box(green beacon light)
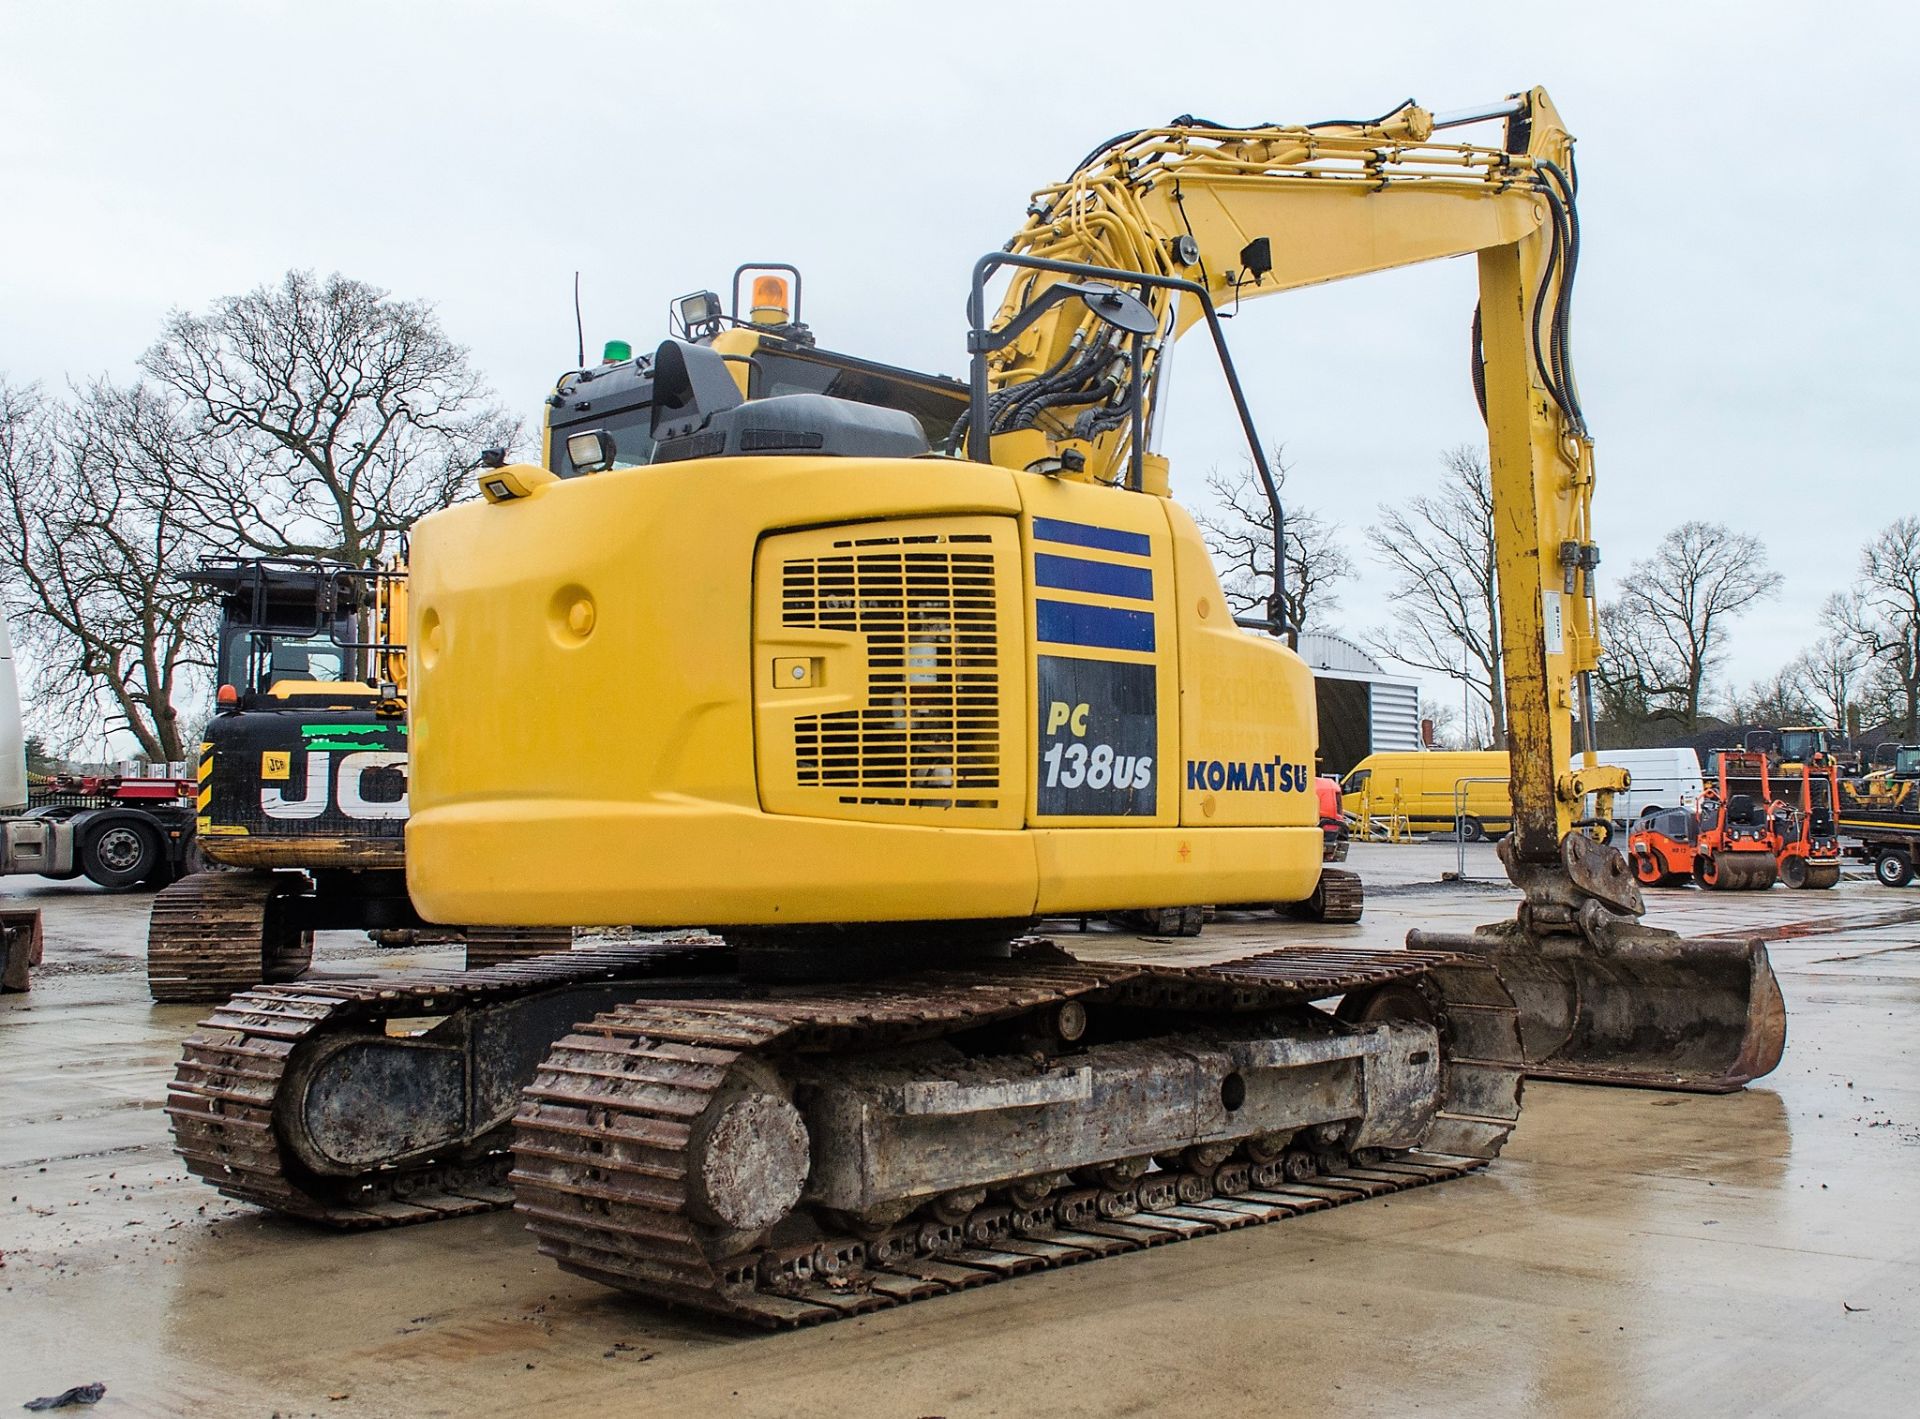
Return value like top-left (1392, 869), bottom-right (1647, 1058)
top-left (601, 339), bottom-right (633, 364)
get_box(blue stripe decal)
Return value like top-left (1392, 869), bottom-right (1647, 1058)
top-left (1037, 599), bottom-right (1156, 653)
top-left (1033, 552), bottom-right (1154, 602)
top-left (1032, 517), bottom-right (1152, 558)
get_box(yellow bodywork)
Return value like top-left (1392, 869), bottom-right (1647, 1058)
top-left (407, 456), bottom-right (1318, 927)
top-left (408, 85), bottom-right (1615, 928)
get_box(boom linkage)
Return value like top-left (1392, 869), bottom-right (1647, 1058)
top-left (970, 88), bottom-right (1786, 1091)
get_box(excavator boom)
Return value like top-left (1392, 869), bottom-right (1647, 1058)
top-left (963, 90), bottom-right (1783, 1090)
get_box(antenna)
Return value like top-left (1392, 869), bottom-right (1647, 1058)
top-left (573, 271), bottom-right (585, 369)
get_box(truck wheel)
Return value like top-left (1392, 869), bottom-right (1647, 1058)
top-left (81, 820), bottom-right (161, 891)
top-left (1875, 851), bottom-right (1914, 889)
top-left (1458, 816), bottom-right (1486, 842)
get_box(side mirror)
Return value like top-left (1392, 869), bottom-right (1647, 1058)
top-left (1074, 282), bottom-right (1157, 335)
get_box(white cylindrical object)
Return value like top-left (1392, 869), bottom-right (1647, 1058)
top-left (0, 618), bottom-right (28, 812)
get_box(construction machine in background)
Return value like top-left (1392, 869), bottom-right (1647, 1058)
top-left (146, 559), bottom-right (562, 1002)
top-left (1628, 749), bottom-right (1783, 891)
top-left (1767, 725), bottom-right (1849, 773)
top-left (1837, 742), bottom-right (1920, 886)
top-left (1774, 752), bottom-right (1843, 889)
top-left (170, 89), bottom-right (1783, 1326)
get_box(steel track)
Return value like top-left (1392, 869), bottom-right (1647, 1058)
top-left (462, 927), bottom-right (577, 969)
top-left (165, 939), bottom-right (730, 1224)
top-left (512, 945), bottom-right (1521, 1325)
top-left (1315, 868), bottom-right (1365, 923)
top-left (148, 871), bottom-right (311, 1004)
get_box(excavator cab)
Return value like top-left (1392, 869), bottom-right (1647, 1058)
top-left (544, 267), bottom-right (969, 479)
top-left (192, 558), bottom-right (407, 707)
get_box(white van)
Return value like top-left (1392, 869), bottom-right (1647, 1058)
top-left (1570, 748), bottom-right (1703, 827)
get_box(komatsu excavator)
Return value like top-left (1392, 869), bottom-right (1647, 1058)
top-left (169, 89), bottom-right (1784, 1326)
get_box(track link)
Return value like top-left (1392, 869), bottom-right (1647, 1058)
top-left (148, 871), bottom-right (311, 1004)
top-left (165, 939), bottom-right (729, 1224)
top-left (463, 927), bottom-right (577, 969)
top-left (1313, 868), bottom-right (1365, 923)
top-left (511, 944), bottom-right (1519, 1326)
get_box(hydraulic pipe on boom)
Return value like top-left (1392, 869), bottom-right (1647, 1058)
top-left (970, 89), bottom-right (1783, 1089)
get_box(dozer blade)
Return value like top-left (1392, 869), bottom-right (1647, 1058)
top-left (1409, 833), bottom-right (1786, 1094)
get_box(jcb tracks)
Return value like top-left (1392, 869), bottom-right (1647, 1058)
top-left (165, 938), bottom-right (731, 1225)
top-left (512, 945), bottom-right (1521, 1326)
top-left (148, 871), bottom-right (312, 1004)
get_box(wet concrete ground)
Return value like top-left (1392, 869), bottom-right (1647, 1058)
top-left (2, 844), bottom-right (1916, 1417)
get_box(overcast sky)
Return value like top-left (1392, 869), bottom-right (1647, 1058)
top-left (3, 0), bottom-right (1915, 714)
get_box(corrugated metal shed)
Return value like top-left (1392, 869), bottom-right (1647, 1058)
top-left (1293, 631), bottom-right (1422, 775)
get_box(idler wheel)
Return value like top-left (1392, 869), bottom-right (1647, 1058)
top-left (1083, 1156), bottom-right (1151, 1190)
top-left (929, 1188), bottom-right (988, 1224)
top-left (1182, 1143), bottom-right (1234, 1175)
top-left (686, 1091), bottom-right (810, 1233)
top-left (1242, 1131), bottom-right (1296, 1166)
top-left (1006, 1174), bottom-right (1065, 1209)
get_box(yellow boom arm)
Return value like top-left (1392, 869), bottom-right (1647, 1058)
top-left (975, 88), bottom-right (1618, 864)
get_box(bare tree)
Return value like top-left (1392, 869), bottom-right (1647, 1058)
top-left (1363, 446), bottom-right (1505, 744)
top-left (1192, 449), bottom-right (1355, 633)
top-left (1593, 601), bottom-right (1664, 744)
top-left (0, 379), bottom-right (213, 761)
top-left (1726, 668), bottom-right (1817, 728)
top-left (1601, 521), bottom-right (1774, 733)
top-left (142, 270), bottom-right (517, 567)
top-left (1827, 518), bottom-right (1920, 738)
top-left (1790, 626), bottom-right (1869, 734)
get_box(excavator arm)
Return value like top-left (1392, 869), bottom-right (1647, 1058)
top-left (969, 88), bottom-right (1784, 1090)
top-left (978, 89), bottom-right (1608, 853)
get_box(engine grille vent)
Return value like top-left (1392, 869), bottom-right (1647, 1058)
top-left (782, 532), bottom-right (1000, 808)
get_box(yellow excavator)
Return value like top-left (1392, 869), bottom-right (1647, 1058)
top-left (169, 89), bottom-right (1784, 1324)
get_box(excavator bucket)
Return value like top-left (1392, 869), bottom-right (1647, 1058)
top-left (1409, 834), bottom-right (1787, 1093)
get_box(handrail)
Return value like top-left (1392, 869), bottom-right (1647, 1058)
top-left (1451, 776), bottom-right (1510, 880)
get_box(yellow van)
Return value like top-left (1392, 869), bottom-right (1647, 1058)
top-left (1340, 751), bottom-right (1512, 840)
